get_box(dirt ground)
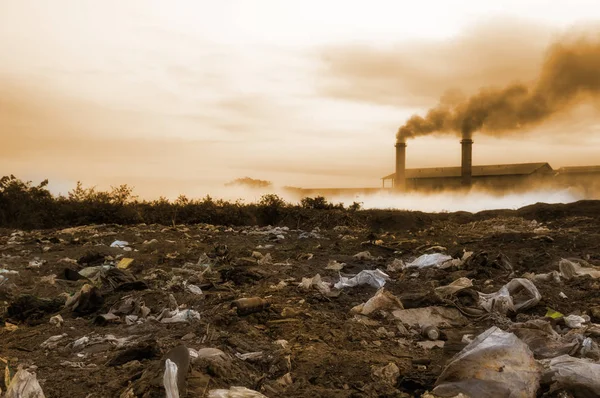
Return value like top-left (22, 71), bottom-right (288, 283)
top-left (2, 201), bottom-right (600, 397)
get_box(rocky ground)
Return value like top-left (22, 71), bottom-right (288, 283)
top-left (2, 201), bottom-right (600, 397)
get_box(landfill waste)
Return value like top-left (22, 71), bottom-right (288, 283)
top-left (432, 327), bottom-right (540, 398)
top-left (564, 314), bottom-right (588, 329)
top-left (232, 297), bottom-right (270, 315)
top-left (350, 288), bottom-right (404, 315)
top-left (298, 274), bottom-right (332, 294)
top-left (353, 251), bottom-right (374, 260)
top-left (5, 367), bottom-right (46, 398)
top-left (478, 278), bottom-right (541, 315)
top-left (406, 253), bottom-right (453, 269)
top-left (540, 355), bottom-right (600, 396)
top-left (434, 277), bottom-right (473, 297)
top-left (334, 269), bottom-right (389, 289)
top-left (1, 204), bottom-right (600, 396)
top-left (325, 260), bottom-right (346, 271)
top-left (392, 306), bottom-right (467, 328)
top-left (422, 325), bottom-right (441, 340)
top-left (208, 386), bottom-right (268, 398)
top-left (164, 359), bottom-right (179, 398)
top-left (110, 240), bottom-right (130, 249)
top-left (386, 258), bottom-right (405, 272)
top-left (508, 319), bottom-right (581, 359)
top-left (559, 258), bottom-right (600, 280)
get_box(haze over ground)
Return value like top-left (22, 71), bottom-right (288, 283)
top-left (1, 0), bottom-right (600, 207)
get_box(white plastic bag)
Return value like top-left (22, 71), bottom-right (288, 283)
top-left (334, 269), bottom-right (389, 289)
top-left (433, 326), bottom-right (540, 398)
top-left (164, 359), bottom-right (179, 398)
top-left (478, 278), bottom-right (541, 315)
top-left (406, 253), bottom-right (452, 269)
top-left (6, 368), bottom-right (46, 398)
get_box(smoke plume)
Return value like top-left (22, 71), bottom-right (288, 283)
top-left (397, 35), bottom-right (600, 142)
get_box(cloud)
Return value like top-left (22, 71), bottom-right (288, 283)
top-left (315, 18), bottom-right (555, 107)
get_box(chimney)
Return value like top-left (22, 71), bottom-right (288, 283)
top-left (395, 141), bottom-right (407, 190)
top-left (460, 138), bottom-right (473, 187)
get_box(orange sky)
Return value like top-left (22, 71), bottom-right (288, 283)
top-left (1, 1), bottom-right (600, 199)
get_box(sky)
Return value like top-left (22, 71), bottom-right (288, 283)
top-left (1, 0), bottom-right (600, 199)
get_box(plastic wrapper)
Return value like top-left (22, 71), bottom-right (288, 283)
top-left (559, 258), bottom-right (600, 280)
top-left (478, 278), bottom-right (541, 315)
top-left (432, 326), bottom-right (540, 398)
top-left (334, 269), bottom-right (389, 289)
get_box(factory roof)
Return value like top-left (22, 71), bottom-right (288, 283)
top-left (556, 165), bottom-right (600, 174)
top-left (382, 162), bottom-right (553, 180)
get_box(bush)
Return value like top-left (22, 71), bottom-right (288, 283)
top-left (0, 175), bottom-right (370, 230)
top-left (300, 196), bottom-right (344, 210)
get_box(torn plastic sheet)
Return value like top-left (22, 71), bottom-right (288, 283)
top-left (508, 319), bottom-right (581, 359)
top-left (559, 258), bottom-right (600, 280)
top-left (406, 253), bottom-right (452, 269)
top-left (435, 277), bottom-right (473, 297)
top-left (478, 278), bottom-right (541, 315)
top-left (110, 240), bottom-right (130, 248)
top-left (334, 269), bottom-right (389, 289)
top-left (540, 355), bottom-right (600, 397)
top-left (433, 326), bottom-right (540, 398)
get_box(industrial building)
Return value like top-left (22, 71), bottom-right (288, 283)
top-left (383, 138), bottom-right (600, 193)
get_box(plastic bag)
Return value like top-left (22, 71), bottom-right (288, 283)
top-left (208, 386), bottom-right (268, 398)
top-left (164, 359), bottom-right (179, 398)
top-left (351, 288), bottom-right (403, 315)
top-left (559, 258), bottom-right (600, 280)
top-left (540, 355), bottom-right (600, 397)
top-left (508, 319), bottom-right (580, 359)
top-left (406, 253), bottom-right (452, 269)
top-left (298, 274), bottom-right (331, 294)
top-left (435, 277), bottom-right (473, 297)
top-left (432, 326), bottom-right (540, 398)
top-left (334, 269), bottom-right (389, 289)
top-left (5, 368), bottom-right (46, 398)
top-left (478, 278), bottom-right (541, 315)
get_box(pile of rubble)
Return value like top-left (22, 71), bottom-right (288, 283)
top-left (1, 206), bottom-right (600, 397)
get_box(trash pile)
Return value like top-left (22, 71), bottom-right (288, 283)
top-left (1, 205), bottom-right (600, 397)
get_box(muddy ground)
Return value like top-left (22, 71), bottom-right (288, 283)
top-left (2, 201), bottom-right (600, 397)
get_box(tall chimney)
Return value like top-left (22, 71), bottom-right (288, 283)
top-left (460, 138), bottom-right (473, 187)
top-left (395, 141), bottom-right (407, 190)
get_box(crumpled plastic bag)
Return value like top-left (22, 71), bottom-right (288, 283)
top-left (5, 368), bottom-right (46, 398)
top-left (540, 355), bottom-right (600, 397)
top-left (351, 288), bottom-right (403, 315)
top-left (478, 278), bottom-right (541, 315)
top-left (435, 277), bottom-right (473, 297)
top-left (298, 274), bottom-right (331, 294)
top-left (159, 308), bottom-right (201, 324)
top-left (508, 319), bottom-right (581, 359)
top-left (559, 258), bottom-right (600, 280)
top-left (208, 386), bottom-right (268, 398)
top-left (334, 269), bottom-right (389, 289)
top-left (432, 326), bottom-right (540, 398)
top-left (406, 253), bottom-right (452, 269)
